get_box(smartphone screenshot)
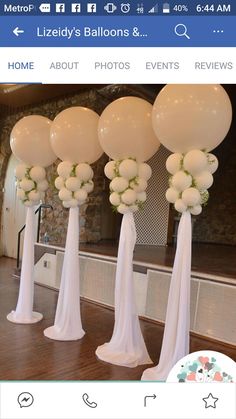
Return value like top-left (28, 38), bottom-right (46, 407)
top-left (0, 1), bottom-right (235, 418)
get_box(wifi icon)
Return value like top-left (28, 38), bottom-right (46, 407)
top-left (148, 3), bottom-right (158, 13)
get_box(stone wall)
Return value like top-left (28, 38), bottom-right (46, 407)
top-left (192, 125), bottom-right (236, 245)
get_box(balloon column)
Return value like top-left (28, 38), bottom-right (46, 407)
top-left (142, 85), bottom-right (232, 380)
top-left (44, 107), bottom-right (103, 341)
top-left (7, 115), bottom-right (57, 324)
top-left (96, 97), bottom-right (160, 367)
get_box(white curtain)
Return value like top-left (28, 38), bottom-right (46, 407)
top-left (44, 206), bottom-right (85, 341)
top-left (96, 212), bottom-right (152, 367)
top-left (142, 211), bottom-right (192, 381)
top-left (7, 206), bottom-right (43, 324)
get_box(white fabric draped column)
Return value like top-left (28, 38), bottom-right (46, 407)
top-left (96, 212), bottom-right (152, 367)
top-left (44, 206), bottom-right (85, 341)
top-left (7, 206), bottom-right (43, 324)
top-left (142, 211), bottom-right (192, 381)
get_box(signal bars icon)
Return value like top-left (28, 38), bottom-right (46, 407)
top-left (148, 3), bottom-right (158, 13)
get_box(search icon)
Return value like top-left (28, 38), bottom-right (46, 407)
top-left (174, 24), bottom-right (190, 39)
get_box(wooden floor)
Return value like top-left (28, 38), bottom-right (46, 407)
top-left (0, 257), bottom-right (235, 380)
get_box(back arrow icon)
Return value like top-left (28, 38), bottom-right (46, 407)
top-left (13, 27), bottom-right (25, 36)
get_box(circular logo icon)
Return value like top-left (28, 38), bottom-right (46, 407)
top-left (167, 351), bottom-right (236, 383)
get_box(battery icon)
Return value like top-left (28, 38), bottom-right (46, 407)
top-left (163, 2), bottom-right (170, 13)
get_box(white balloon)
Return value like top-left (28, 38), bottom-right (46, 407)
top-left (104, 161), bottom-right (117, 180)
top-left (174, 199), bottom-right (187, 213)
top-left (74, 189), bottom-right (88, 203)
top-left (30, 166), bottom-right (46, 182)
top-left (130, 178), bottom-right (148, 192)
top-left (24, 200), bottom-right (35, 207)
top-left (55, 176), bottom-right (65, 190)
top-left (165, 187), bottom-right (180, 203)
top-left (17, 188), bottom-right (26, 200)
top-left (109, 192), bottom-right (121, 206)
top-left (65, 177), bottom-right (81, 192)
top-left (190, 205), bottom-right (202, 215)
top-left (50, 107), bottom-right (103, 164)
top-left (194, 171), bottom-right (214, 191)
top-left (118, 159), bottom-right (138, 180)
top-left (82, 180), bottom-right (94, 193)
top-left (152, 84), bottom-right (232, 153)
top-left (166, 153), bottom-right (183, 175)
top-left (28, 190), bottom-right (41, 202)
top-left (62, 201), bottom-right (71, 209)
top-left (20, 178), bottom-right (35, 192)
top-left (117, 203), bottom-right (130, 214)
top-left (137, 191), bottom-right (147, 202)
top-left (57, 161), bottom-right (73, 179)
top-left (59, 187), bottom-right (72, 201)
top-left (65, 199), bottom-right (78, 208)
top-left (121, 189), bottom-right (137, 205)
top-left (171, 171), bottom-right (192, 192)
top-left (207, 153), bottom-right (219, 174)
top-left (75, 163), bottom-right (93, 182)
top-left (138, 163), bottom-right (152, 180)
top-left (183, 150), bottom-right (208, 175)
top-left (98, 96), bottom-right (160, 162)
top-left (110, 177), bottom-right (129, 193)
top-left (10, 115), bottom-right (57, 167)
top-left (182, 188), bottom-right (201, 207)
top-left (15, 164), bottom-right (29, 180)
top-left (37, 179), bottom-right (49, 192)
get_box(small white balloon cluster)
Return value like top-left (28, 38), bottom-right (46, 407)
top-left (105, 159), bottom-right (152, 215)
top-left (15, 164), bottom-right (48, 207)
top-left (165, 150), bottom-right (219, 215)
top-left (55, 161), bottom-right (94, 208)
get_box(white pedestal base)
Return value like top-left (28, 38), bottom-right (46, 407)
top-left (43, 207), bottom-right (85, 342)
top-left (96, 213), bottom-right (152, 368)
top-left (96, 343), bottom-right (152, 368)
top-left (44, 325), bottom-right (85, 341)
top-left (141, 211), bottom-right (192, 381)
top-left (7, 310), bottom-right (43, 324)
top-left (7, 207), bottom-right (41, 326)
top-left (141, 366), bottom-right (164, 381)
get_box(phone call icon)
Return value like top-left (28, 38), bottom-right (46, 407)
top-left (82, 393), bottom-right (98, 408)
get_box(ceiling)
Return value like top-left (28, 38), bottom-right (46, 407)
top-left (0, 84), bottom-right (101, 111)
top-left (0, 83), bottom-right (235, 115)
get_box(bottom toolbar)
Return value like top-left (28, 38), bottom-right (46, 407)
top-left (0, 382), bottom-right (235, 419)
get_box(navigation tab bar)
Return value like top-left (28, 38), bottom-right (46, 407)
top-left (0, 47), bottom-right (235, 83)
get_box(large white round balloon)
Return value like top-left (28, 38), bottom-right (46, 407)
top-left (50, 107), bottom-right (103, 164)
top-left (10, 115), bottom-right (57, 167)
top-left (98, 96), bottom-right (160, 162)
top-left (152, 85), bottom-right (232, 153)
